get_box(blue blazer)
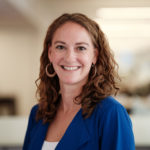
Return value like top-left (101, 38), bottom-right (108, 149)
top-left (23, 96), bottom-right (135, 150)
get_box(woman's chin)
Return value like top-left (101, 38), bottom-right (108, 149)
top-left (59, 76), bottom-right (88, 86)
top-left (59, 79), bottom-right (79, 85)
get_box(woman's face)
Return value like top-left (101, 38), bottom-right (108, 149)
top-left (48, 21), bottom-right (97, 86)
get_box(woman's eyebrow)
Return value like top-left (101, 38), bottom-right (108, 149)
top-left (54, 41), bottom-right (66, 45)
top-left (76, 42), bottom-right (89, 46)
top-left (54, 41), bottom-right (89, 46)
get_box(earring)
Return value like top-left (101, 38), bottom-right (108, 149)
top-left (45, 63), bottom-right (56, 77)
top-left (91, 63), bottom-right (97, 78)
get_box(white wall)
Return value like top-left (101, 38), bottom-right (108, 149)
top-left (0, 26), bottom-right (41, 115)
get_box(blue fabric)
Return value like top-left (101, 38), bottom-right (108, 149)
top-left (23, 96), bottom-right (135, 150)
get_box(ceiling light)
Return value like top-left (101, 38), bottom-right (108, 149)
top-left (96, 7), bottom-right (150, 19)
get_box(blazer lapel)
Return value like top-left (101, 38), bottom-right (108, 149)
top-left (56, 109), bottom-right (91, 150)
top-left (30, 120), bottom-right (49, 150)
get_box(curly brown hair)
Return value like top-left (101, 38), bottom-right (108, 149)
top-left (35, 13), bottom-right (120, 123)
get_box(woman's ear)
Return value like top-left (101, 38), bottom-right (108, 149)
top-left (93, 48), bottom-right (98, 65)
top-left (48, 46), bottom-right (52, 62)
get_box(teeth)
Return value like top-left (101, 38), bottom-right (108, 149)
top-left (63, 66), bottom-right (79, 71)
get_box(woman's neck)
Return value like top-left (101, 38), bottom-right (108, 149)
top-left (59, 83), bottom-right (82, 113)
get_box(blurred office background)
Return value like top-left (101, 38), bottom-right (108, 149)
top-left (0, 0), bottom-right (150, 149)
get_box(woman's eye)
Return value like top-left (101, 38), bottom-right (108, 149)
top-left (56, 45), bottom-right (65, 50)
top-left (77, 46), bottom-right (86, 51)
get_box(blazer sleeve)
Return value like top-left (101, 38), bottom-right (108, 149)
top-left (99, 104), bottom-right (135, 150)
top-left (22, 105), bottom-right (38, 150)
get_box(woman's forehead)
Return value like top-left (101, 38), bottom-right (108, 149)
top-left (51, 22), bottom-right (93, 46)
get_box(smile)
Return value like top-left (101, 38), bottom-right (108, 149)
top-left (61, 66), bottom-right (80, 71)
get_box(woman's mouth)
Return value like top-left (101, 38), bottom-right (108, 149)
top-left (61, 65), bottom-right (81, 71)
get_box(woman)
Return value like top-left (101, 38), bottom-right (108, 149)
top-left (23, 13), bottom-right (135, 150)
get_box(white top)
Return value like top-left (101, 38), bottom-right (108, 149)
top-left (42, 141), bottom-right (59, 150)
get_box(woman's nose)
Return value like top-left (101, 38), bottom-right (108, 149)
top-left (64, 49), bottom-right (76, 61)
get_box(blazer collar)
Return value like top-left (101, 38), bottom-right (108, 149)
top-left (55, 109), bottom-right (91, 150)
top-left (32, 109), bottom-right (91, 150)
top-left (29, 119), bottom-right (49, 150)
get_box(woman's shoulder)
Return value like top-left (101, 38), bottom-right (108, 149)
top-left (28, 104), bottom-right (39, 120)
top-left (97, 96), bottom-right (124, 110)
top-left (94, 99), bottom-right (135, 149)
top-left (95, 96), bottom-right (133, 126)
top-left (96, 96), bottom-right (128, 118)
top-left (30, 104), bottom-right (39, 113)
top-left (31, 104), bottom-right (39, 112)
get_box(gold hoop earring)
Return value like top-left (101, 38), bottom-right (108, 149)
top-left (46, 63), bottom-right (56, 77)
top-left (91, 63), bottom-right (97, 79)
